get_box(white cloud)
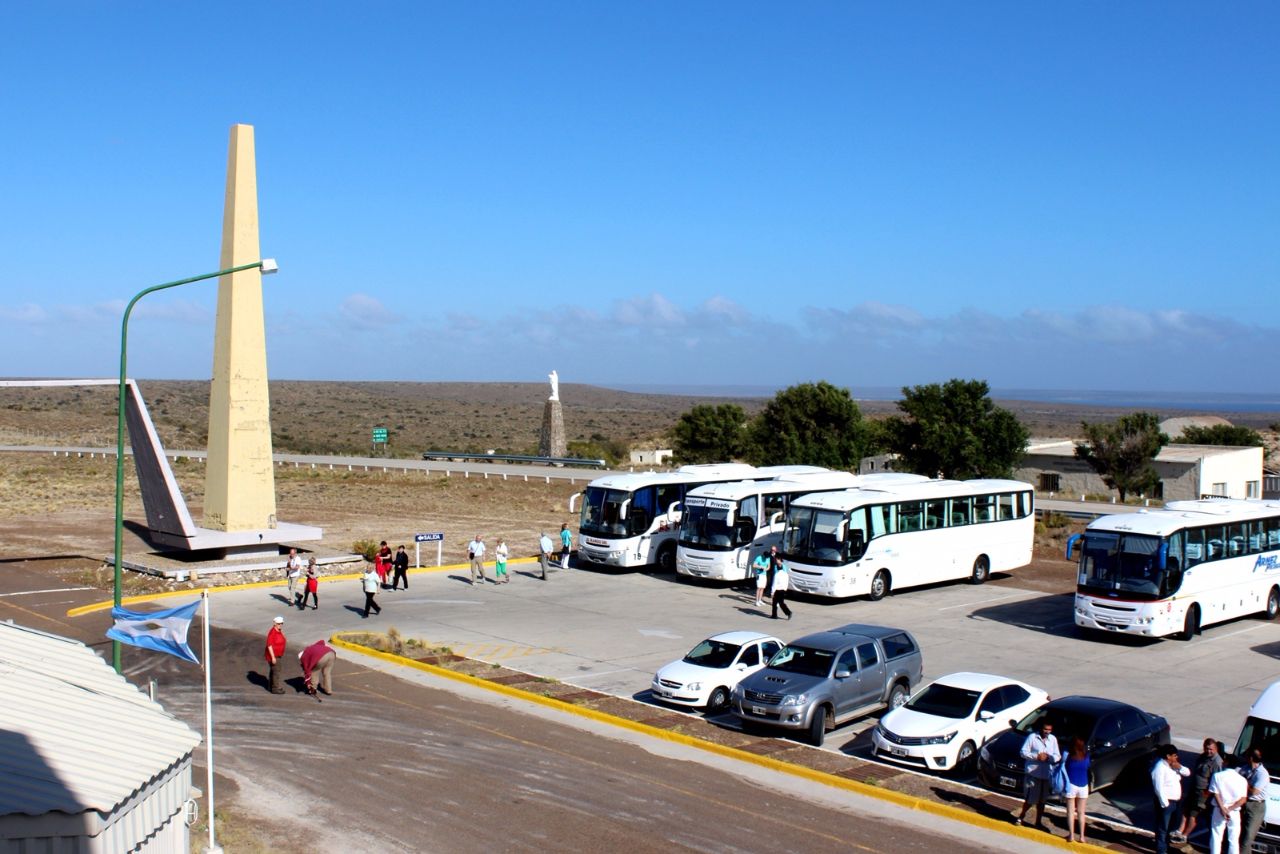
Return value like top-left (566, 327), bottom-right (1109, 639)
top-left (0, 303), bottom-right (50, 323)
top-left (338, 293), bottom-right (395, 330)
top-left (613, 293), bottom-right (685, 328)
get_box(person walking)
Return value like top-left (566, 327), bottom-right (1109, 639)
top-left (559, 523), bottom-right (572, 569)
top-left (752, 549), bottom-right (770, 607)
top-left (1063, 736), bottom-right (1091, 844)
top-left (539, 531), bottom-right (554, 580)
top-left (361, 564), bottom-right (381, 617)
top-left (1153, 744), bottom-right (1190, 854)
top-left (298, 639), bottom-right (337, 696)
top-left (468, 534), bottom-right (487, 585)
top-left (1240, 749), bottom-right (1269, 854)
top-left (373, 549), bottom-right (389, 589)
top-left (264, 616), bottom-right (287, 694)
top-left (494, 538), bottom-right (510, 583)
top-left (1179, 738), bottom-right (1224, 844)
top-left (769, 551), bottom-right (792, 620)
top-left (1209, 760), bottom-right (1247, 854)
top-left (284, 547), bottom-right (302, 602)
top-left (1014, 719), bottom-right (1060, 829)
top-left (391, 545), bottom-right (409, 591)
top-left (299, 559), bottom-right (319, 610)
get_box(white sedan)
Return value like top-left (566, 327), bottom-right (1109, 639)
top-left (651, 631), bottom-right (784, 712)
top-left (870, 672), bottom-right (1048, 774)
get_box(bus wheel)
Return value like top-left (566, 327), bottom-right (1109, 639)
top-left (969, 555), bottom-right (990, 585)
top-left (868, 570), bottom-right (891, 601)
top-left (1180, 604), bottom-right (1200, 641)
top-left (656, 542), bottom-right (676, 573)
top-left (1266, 587), bottom-right (1280, 621)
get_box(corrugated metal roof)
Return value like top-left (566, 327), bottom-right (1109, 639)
top-left (1025, 440), bottom-right (1257, 463)
top-left (0, 621), bottom-right (200, 818)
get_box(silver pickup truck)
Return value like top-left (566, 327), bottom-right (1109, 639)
top-left (731, 623), bottom-right (923, 747)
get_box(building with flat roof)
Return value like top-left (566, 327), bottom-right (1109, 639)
top-left (1015, 440), bottom-right (1264, 502)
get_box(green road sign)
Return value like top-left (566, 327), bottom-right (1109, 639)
top-left (372, 427), bottom-right (388, 443)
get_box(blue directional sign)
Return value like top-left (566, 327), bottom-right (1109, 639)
top-left (415, 532), bottom-right (444, 543)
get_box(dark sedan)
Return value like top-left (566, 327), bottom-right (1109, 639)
top-left (977, 695), bottom-right (1170, 793)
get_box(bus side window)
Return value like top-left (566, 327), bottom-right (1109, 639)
top-left (974, 495), bottom-right (994, 523)
top-left (997, 494), bottom-right (1014, 520)
top-left (1184, 527), bottom-right (1204, 567)
top-left (950, 496), bottom-right (971, 526)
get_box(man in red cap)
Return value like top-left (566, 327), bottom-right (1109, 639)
top-left (299, 639), bottom-right (337, 696)
top-left (265, 616), bottom-right (287, 694)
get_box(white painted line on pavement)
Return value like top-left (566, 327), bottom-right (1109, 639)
top-left (937, 592), bottom-right (1022, 612)
top-left (570, 668), bottom-right (639, 682)
top-left (1195, 625), bottom-right (1264, 645)
top-left (0, 586), bottom-right (94, 597)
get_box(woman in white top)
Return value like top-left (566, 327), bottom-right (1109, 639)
top-left (494, 538), bottom-right (510, 583)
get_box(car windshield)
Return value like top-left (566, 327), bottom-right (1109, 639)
top-left (682, 639), bottom-right (742, 669)
top-left (906, 683), bottom-right (983, 719)
top-left (767, 645), bottom-right (835, 678)
top-left (1014, 705), bottom-right (1100, 743)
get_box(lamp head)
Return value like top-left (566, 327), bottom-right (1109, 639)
top-left (260, 258), bottom-right (279, 275)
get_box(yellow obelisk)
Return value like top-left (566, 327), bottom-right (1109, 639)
top-left (204, 123), bottom-right (277, 532)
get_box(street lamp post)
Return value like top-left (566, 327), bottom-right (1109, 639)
top-left (112, 259), bottom-right (278, 673)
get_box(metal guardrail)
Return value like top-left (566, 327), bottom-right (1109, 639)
top-left (420, 451), bottom-right (607, 468)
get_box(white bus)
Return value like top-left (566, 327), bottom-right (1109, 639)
top-left (572, 464), bottom-right (827, 572)
top-left (780, 479), bottom-right (1035, 599)
top-left (1069, 498), bottom-right (1280, 640)
top-left (676, 472), bottom-right (927, 582)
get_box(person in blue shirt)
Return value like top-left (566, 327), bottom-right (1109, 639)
top-left (1241, 749), bottom-right (1270, 854)
top-left (1063, 736), bottom-right (1091, 844)
top-left (751, 550), bottom-right (771, 607)
top-left (559, 523), bottom-right (573, 569)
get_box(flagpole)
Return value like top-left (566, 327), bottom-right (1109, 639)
top-left (202, 590), bottom-right (222, 854)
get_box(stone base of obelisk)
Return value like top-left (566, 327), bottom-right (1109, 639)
top-left (539, 399), bottom-right (567, 458)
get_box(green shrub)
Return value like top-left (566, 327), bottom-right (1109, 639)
top-left (351, 539), bottom-right (378, 561)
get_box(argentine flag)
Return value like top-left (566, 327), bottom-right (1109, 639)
top-left (107, 599), bottom-right (201, 664)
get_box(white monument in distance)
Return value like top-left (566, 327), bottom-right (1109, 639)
top-left (548, 370), bottom-right (559, 401)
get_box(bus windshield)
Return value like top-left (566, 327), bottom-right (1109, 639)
top-left (782, 507), bottom-right (855, 566)
top-left (680, 503), bottom-right (753, 550)
top-left (579, 487), bottom-right (633, 538)
top-left (1077, 532), bottom-right (1176, 599)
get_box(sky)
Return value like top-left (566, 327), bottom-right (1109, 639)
top-left (1, 3), bottom-right (1277, 395)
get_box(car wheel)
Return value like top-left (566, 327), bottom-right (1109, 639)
top-left (1266, 586), bottom-right (1280, 621)
top-left (808, 705), bottom-right (828, 747)
top-left (969, 555), bottom-right (990, 585)
top-left (656, 541), bottom-right (676, 573)
top-left (887, 681), bottom-right (909, 710)
top-left (868, 569), bottom-right (891, 601)
top-left (954, 740), bottom-right (978, 776)
top-left (1180, 604), bottom-right (1200, 641)
top-left (706, 686), bottom-right (730, 713)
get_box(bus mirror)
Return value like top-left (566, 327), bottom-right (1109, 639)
top-left (770, 511), bottom-right (784, 526)
top-left (725, 509), bottom-right (736, 527)
top-left (1065, 534), bottom-right (1081, 561)
top-left (1158, 542), bottom-right (1168, 570)
top-left (667, 501), bottom-right (681, 519)
top-left (569, 492), bottom-right (582, 513)
top-left (618, 500), bottom-right (630, 520)
top-left (836, 520), bottom-right (847, 543)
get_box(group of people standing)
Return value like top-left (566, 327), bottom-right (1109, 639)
top-left (750, 545), bottom-right (792, 619)
top-left (469, 523), bottom-right (573, 585)
top-left (284, 547), bottom-right (320, 610)
top-left (1013, 719), bottom-right (1269, 853)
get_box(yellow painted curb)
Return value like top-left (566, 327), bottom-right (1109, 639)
top-left (331, 634), bottom-right (1109, 852)
top-left (65, 557), bottom-right (539, 617)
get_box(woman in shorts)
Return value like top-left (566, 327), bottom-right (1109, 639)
top-left (1064, 736), bottom-right (1091, 844)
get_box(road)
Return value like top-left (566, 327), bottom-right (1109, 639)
top-left (1, 561), bottom-right (1054, 853)
top-left (194, 557), bottom-right (1280, 836)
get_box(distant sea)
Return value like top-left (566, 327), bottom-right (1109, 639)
top-left (607, 384), bottom-right (1280, 414)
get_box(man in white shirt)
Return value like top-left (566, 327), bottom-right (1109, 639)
top-left (538, 532), bottom-right (554, 580)
top-left (468, 534), bottom-right (487, 585)
top-left (1209, 763), bottom-right (1248, 854)
top-left (1015, 719), bottom-right (1061, 829)
top-left (284, 548), bottom-right (302, 600)
top-left (1240, 749), bottom-right (1270, 854)
top-left (1152, 744), bottom-right (1190, 854)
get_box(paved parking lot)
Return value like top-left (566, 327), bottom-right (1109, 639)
top-left (207, 560), bottom-right (1280, 830)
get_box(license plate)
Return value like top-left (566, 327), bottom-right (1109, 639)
top-left (1105, 624), bottom-right (1118, 631)
top-left (999, 775), bottom-right (1017, 788)
top-left (655, 689), bottom-right (669, 698)
top-left (751, 705), bottom-right (767, 715)
top-left (891, 746), bottom-right (909, 757)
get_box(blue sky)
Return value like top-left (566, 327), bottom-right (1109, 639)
top-left (1, 3), bottom-right (1277, 394)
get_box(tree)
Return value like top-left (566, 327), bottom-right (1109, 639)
top-left (880, 379), bottom-right (1028, 479)
top-left (1075, 412), bottom-right (1169, 501)
top-left (745, 382), bottom-right (869, 469)
top-left (1177, 424), bottom-right (1264, 447)
top-left (671, 403), bottom-right (748, 464)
